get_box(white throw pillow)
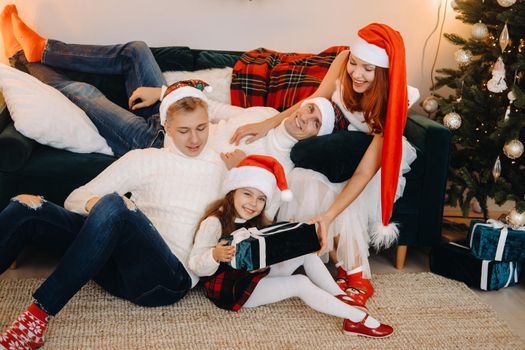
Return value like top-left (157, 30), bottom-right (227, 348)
top-left (163, 67), bottom-right (232, 104)
top-left (0, 63), bottom-right (113, 155)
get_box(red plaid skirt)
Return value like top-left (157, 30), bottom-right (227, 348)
top-left (202, 264), bottom-right (270, 311)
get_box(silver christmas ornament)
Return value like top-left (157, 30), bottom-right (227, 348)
top-left (499, 23), bottom-right (510, 52)
top-left (454, 49), bottom-right (473, 66)
top-left (497, 0), bottom-right (516, 7)
top-left (443, 112), bottom-right (462, 130)
top-left (472, 22), bottom-right (488, 40)
top-left (503, 139), bottom-right (524, 159)
top-left (492, 156), bottom-right (501, 181)
top-left (422, 96), bottom-right (439, 113)
top-left (506, 208), bottom-right (525, 229)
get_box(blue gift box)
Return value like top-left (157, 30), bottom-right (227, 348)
top-left (224, 222), bottom-right (320, 271)
top-left (430, 240), bottom-right (521, 291)
top-left (468, 219), bottom-right (525, 262)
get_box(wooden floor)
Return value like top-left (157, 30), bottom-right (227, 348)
top-left (2, 242), bottom-right (524, 343)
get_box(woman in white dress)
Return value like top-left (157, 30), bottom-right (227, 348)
top-left (230, 23), bottom-right (418, 309)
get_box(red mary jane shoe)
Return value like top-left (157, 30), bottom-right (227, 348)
top-left (343, 315), bottom-right (394, 338)
top-left (335, 294), bottom-right (367, 312)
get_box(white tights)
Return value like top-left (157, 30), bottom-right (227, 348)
top-left (243, 254), bottom-right (380, 327)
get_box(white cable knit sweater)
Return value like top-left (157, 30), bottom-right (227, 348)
top-left (64, 141), bottom-right (227, 287)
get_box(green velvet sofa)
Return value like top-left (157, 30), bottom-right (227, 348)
top-left (0, 47), bottom-right (452, 267)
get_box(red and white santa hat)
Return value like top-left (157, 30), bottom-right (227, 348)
top-left (351, 23), bottom-right (409, 248)
top-left (300, 97), bottom-right (335, 136)
top-left (159, 79), bottom-right (212, 126)
top-left (222, 155), bottom-right (292, 202)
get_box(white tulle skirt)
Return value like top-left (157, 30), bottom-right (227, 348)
top-left (277, 137), bottom-right (417, 279)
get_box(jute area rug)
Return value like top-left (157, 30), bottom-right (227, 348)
top-left (0, 272), bottom-right (522, 349)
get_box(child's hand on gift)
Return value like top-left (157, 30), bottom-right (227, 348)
top-left (213, 240), bottom-right (236, 262)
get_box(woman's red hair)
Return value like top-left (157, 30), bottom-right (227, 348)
top-left (339, 53), bottom-right (389, 134)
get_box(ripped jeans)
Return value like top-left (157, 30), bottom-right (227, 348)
top-left (0, 193), bottom-right (191, 315)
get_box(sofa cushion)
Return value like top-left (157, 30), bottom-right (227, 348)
top-left (0, 63), bottom-right (113, 155)
top-left (194, 50), bottom-right (240, 70)
top-left (150, 46), bottom-right (194, 72)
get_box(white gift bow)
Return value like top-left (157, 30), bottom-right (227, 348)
top-left (230, 222), bottom-right (305, 269)
top-left (470, 219), bottom-right (525, 261)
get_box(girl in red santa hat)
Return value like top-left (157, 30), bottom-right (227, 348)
top-left (189, 154), bottom-right (394, 338)
top-left (231, 23), bottom-right (419, 310)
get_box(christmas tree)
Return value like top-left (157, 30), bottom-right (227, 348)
top-left (427, 0), bottom-right (525, 223)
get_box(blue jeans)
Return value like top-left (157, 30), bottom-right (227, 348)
top-left (0, 194), bottom-right (191, 316)
top-left (13, 40), bottom-right (167, 157)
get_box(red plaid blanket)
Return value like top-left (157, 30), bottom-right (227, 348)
top-left (231, 46), bottom-right (348, 111)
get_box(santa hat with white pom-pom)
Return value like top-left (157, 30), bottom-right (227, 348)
top-left (222, 155), bottom-right (293, 203)
top-left (159, 79), bottom-right (212, 126)
top-left (350, 23), bottom-right (408, 250)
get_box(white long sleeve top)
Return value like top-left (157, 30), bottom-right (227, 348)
top-left (64, 141), bottom-right (227, 287)
top-left (188, 216), bottom-right (223, 277)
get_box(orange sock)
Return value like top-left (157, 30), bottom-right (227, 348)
top-left (11, 11), bottom-right (46, 62)
top-left (0, 4), bottom-right (22, 58)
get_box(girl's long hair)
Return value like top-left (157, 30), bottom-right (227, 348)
top-left (195, 191), bottom-right (271, 239)
top-left (339, 54), bottom-right (389, 134)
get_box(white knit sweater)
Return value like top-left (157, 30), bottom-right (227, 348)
top-left (64, 141), bottom-right (227, 287)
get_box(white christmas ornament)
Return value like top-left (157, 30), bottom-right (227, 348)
top-left (470, 198), bottom-right (483, 214)
top-left (504, 105), bottom-right (511, 121)
top-left (422, 96), bottom-right (439, 113)
top-left (508, 90), bottom-right (516, 102)
top-left (506, 208), bottom-right (525, 230)
top-left (487, 57), bottom-right (508, 93)
top-left (454, 49), bottom-right (473, 66)
top-left (497, 0), bottom-right (516, 7)
top-left (503, 139), bottom-right (524, 159)
top-left (443, 112), bottom-right (462, 130)
top-left (472, 22), bottom-right (488, 40)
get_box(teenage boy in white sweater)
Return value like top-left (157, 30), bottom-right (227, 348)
top-left (0, 81), bottom-right (243, 350)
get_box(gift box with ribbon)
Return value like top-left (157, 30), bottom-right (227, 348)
top-left (224, 222), bottom-right (320, 271)
top-left (430, 240), bottom-right (521, 291)
top-left (468, 219), bottom-right (525, 262)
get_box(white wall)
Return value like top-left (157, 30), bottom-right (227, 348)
top-left (1, 0), bottom-right (469, 106)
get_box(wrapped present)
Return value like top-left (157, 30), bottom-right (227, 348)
top-left (225, 222), bottom-right (320, 271)
top-left (430, 240), bottom-right (521, 291)
top-left (468, 219), bottom-right (525, 262)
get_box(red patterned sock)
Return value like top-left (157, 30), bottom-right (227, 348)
top-left (335, 264), bottom-right (348, 291)
top-left (0, 303), bottom-right (50, 350)
top-left (336, 264), bottom-right (347, 280)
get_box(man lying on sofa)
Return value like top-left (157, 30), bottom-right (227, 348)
top-left (5, 15), bottom-right (333, 162)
